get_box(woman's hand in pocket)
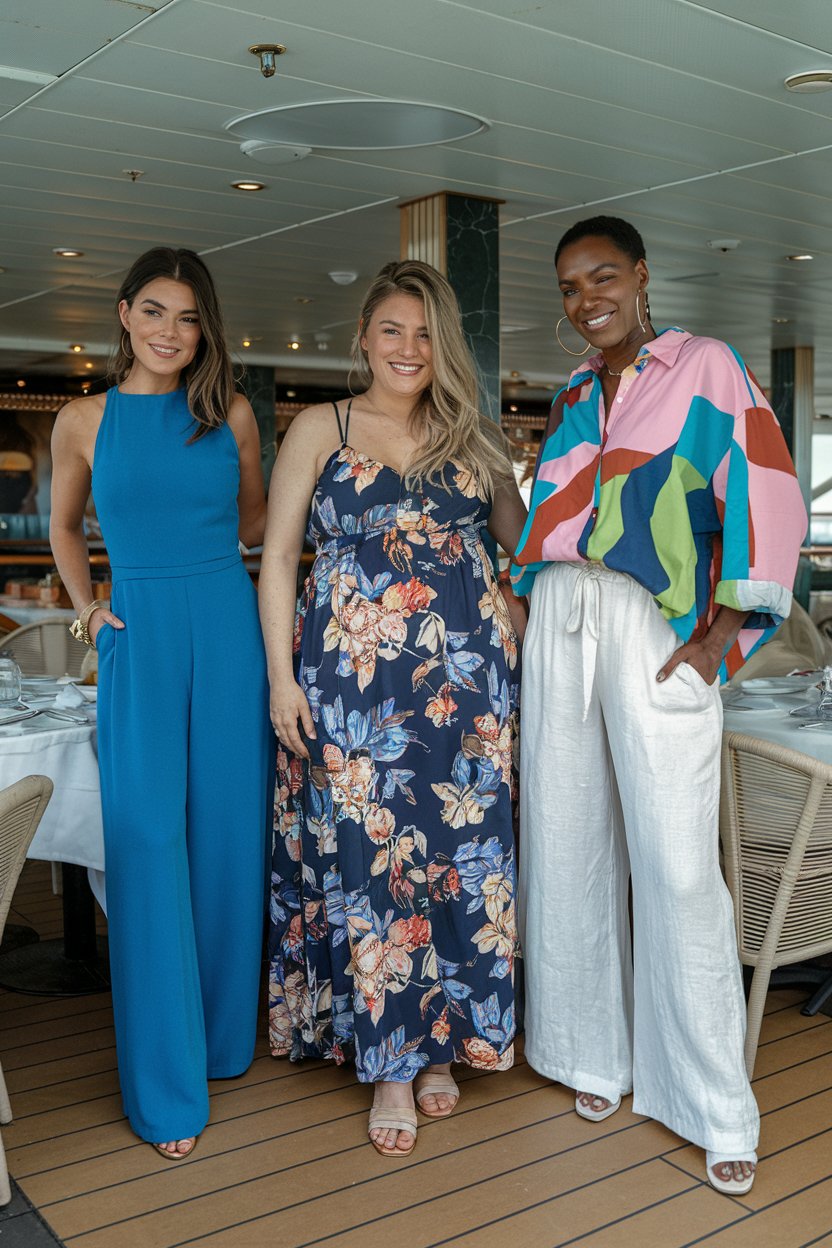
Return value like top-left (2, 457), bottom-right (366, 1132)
top-left (90, 609), bottom-right (124, 646)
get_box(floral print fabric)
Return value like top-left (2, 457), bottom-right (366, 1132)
top-left (269, 445), bottom-right (520, 1082)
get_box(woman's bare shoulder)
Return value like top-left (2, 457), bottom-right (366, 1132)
top-left (55, 393), bottom-right (107, 428)
top-left (284, 402), bottom-right (344, 444)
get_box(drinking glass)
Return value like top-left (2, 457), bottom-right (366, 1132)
top-left (0, 656), bottom-right (22, 706)
top-left (816, 668), bottom-right (832, 720)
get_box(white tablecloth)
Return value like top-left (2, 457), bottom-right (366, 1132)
top-left (722, 688), bottom-right (832, 767)
top-left (0, 601), bottom-right (75, 626)
top-left (0, 685), bottom-right (104, 871)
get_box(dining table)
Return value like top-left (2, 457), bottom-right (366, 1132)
top-left (721, 673), bottom-right (832, 765)
top-left (0, 599), bottom-right (76, 627)
top-left (0, 676), bottom-right (108, 995)
top-left (721, 670), bottom-right (832, 1015)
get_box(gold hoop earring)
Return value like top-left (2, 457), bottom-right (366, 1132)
top-left (121, 330), bottom-right (134, 360)
top-left (555, 315), bottom-right (591, 357)
top-left (636, 291), bottom-right (647, 334)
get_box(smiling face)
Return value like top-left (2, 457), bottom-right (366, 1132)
top-left (556, 234), bottom-right (650, 355)
top-left (118, 277), bottom-right (202, 384)
top-left (360, 292), bottom-right (434, 402)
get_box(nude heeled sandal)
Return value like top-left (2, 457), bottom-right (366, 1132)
top-left (367, 1108), bottom-right (418, 1157)
top-left (414, 1073), bottom-right (460, 1119)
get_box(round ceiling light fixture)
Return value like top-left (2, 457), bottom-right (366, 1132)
top-left (328, 270), bottom-right (358, 286)
top-left (69, 343), bottom-right (84, 352)
top-left (240, 139), bottom-right (311, 165)
top-left (231, 179), bottom-right (265, 192)
top-left (226, 99), bottom-right (488, 151)
top-left (784, 71), bottom-right (832, 93)
top-left (787, 253), bottom-right (814, 261)
top-left (53, 247), bottom-right (84, 258)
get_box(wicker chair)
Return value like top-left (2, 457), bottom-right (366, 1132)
top-left (720, 731), bottom-right (832, 1076)
top-left (1, 620), bottom-right (87, 677)
top-left (0, 776), bottom-right (53, 1205)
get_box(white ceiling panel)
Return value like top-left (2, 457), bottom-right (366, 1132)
top-left (691, 0), bottom-right (832, 51)
top-left (137, 0), bottom-right (832, 152)
top-left (1, 0), bottom-right (831, 405)
top-left (0, 0), bottom-right (167, 76)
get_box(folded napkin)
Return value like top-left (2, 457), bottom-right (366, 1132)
top-left (54, 684), bottom-right (87, 709)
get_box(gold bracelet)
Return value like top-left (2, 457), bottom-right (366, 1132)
top-left (69, 600), bottom-right (106, 647)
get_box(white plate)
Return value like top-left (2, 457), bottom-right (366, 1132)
top-left (738, 676), bottom-right (820, 696)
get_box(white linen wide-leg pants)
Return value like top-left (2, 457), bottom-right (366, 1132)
top-left (520, 561), bottom-right (759, 1154)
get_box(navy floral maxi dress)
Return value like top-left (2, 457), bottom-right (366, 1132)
top-left (269, 408), bottom-right (520, 1083)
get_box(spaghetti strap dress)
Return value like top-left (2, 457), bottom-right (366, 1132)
top-left (269, 401), bottom-right (520, 1082)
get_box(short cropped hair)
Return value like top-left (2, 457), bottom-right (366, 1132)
top-left (555, 215), bottom-right (647, 266)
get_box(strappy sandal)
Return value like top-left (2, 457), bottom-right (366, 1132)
top-left (706, 1151), bottom-right (757, 1196)
top-left (367, 1108), bottom-right (418, 1158)
top-left (414, 1072), bottom-right (460, 1119)
top-left (153, 1137), bottom-right (197, 1161)
top-left (575, 1092), bottom-right (622, 1122)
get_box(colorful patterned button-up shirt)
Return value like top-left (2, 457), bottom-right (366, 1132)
top-left (511, 328), bottom-right (808, 678)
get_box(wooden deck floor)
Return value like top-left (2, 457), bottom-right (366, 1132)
top-left (1, 862), bottom-right (831, 1248)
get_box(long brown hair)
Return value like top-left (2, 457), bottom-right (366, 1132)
top-left (351, 260), bottom-right (512, 498)
top-left (111, 248), bottom-right (234, 439)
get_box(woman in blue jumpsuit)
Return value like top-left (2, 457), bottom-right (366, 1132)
top-left (50, 248), bottom-right (272, 1160)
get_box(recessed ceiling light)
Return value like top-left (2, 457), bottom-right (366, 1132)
top-left (84, 362), bottom-right (94, 370)
top-left (784, 71), bottom-right (832, 93)
top-left (286, 389), bottom-right (297, 398)
top-left (15, 379), bottom-right (25, 388)
top-left (69, 343), bottom-right (84, 352)
top-left (241, 338), bottom-right (252, 348)
top-left (295, 296), bottom-right (313, 304)
top-left (509, 404), bottom-right (518, 413)
top-left (287, 340), bottom-right (301, 350)
top-left (787, 253), bottom-right (813, 261)
top-left (510, 370), bottom-right (521, 379)
top-left (772, 317), bottom-right (790, 324)
top-left (53, 247), bottom-right (84, 258)
top-left (231, 180), bottom-right (265, 192)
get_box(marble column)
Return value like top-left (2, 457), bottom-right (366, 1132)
top-left (772, 345), bottom-right (813, 513)
top-left (239, 363), bottom-right (277, 490)
top-left (400, 192), bottom-right (502, 422)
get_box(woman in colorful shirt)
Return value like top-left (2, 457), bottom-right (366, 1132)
top-left (261, 261), bottom-right (526, 1158)
top-left (512, 215), bottom-right (807, 1195)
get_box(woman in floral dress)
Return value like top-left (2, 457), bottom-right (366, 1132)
top-left (260, 260), bottom-right (527, 1157)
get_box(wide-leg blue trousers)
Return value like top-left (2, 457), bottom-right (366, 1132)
top-left (97, 554), bottom-right (272, 1142)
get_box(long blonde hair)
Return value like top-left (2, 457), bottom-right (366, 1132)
top-left (351, 260), bottom-right (513, 498)
top-left (110, 248), bottom-right (234, 441)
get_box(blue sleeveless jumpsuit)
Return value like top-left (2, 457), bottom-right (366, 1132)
top-left (92, 386), bottom-right (272, 1143)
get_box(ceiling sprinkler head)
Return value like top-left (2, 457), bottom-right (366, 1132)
top-left (249, 43), bottom-right (286, 78)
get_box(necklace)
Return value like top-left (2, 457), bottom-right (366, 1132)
top-left (603, 360), bottom-right (633, 377)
